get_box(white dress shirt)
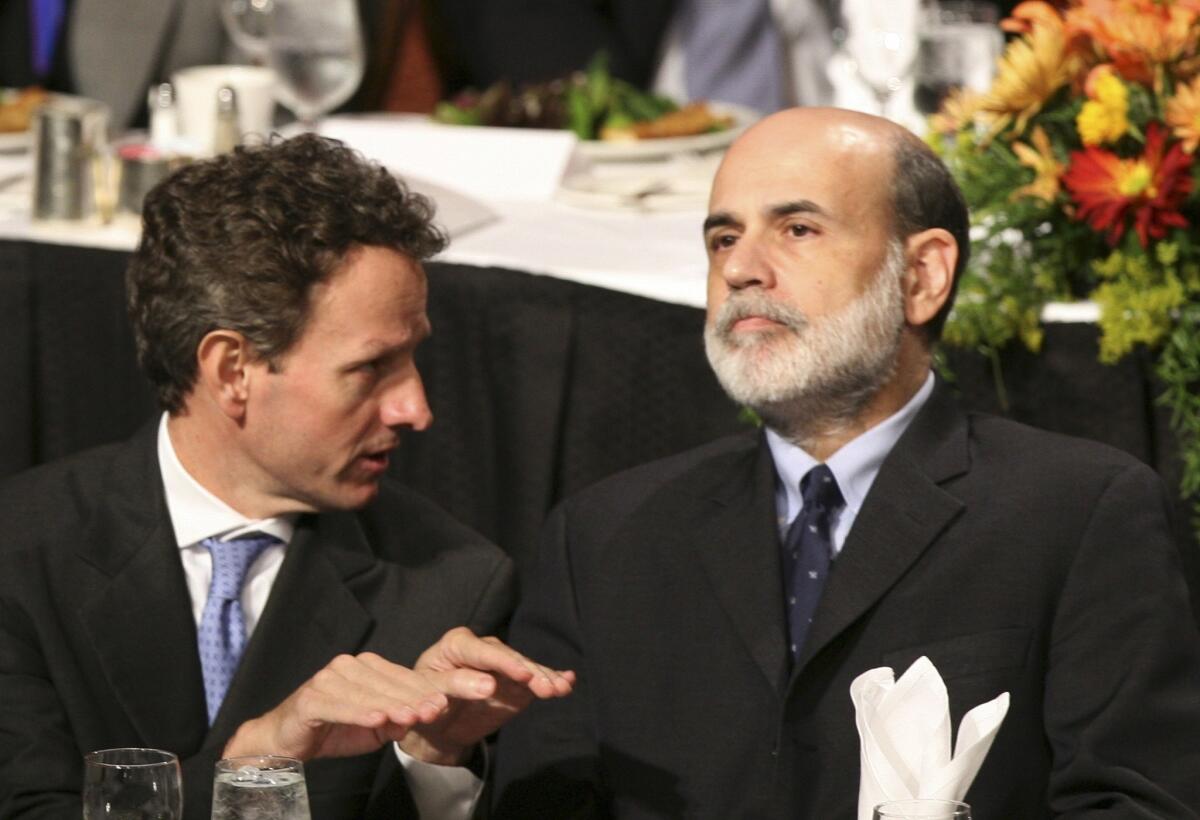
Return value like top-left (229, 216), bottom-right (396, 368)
top-left (766, 371), bottom-right (935, 548)
top-left (156, 414), bottom-right (481, 819)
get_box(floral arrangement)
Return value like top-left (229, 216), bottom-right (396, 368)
top-left (929, 0), bottom-right (1200, 537)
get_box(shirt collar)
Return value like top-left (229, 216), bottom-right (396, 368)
top-left (157, 413), bottom-right (297, 549)
top-left (766, 371), bottom-right (935, 517)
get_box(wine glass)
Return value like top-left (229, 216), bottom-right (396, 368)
top-left (82, 747), bottom-right (182, 820)
top-left (842, 0), bottom-right (920, 116)
top-left (265, 0), bottom-right (365, 131)
top-left (211, 755), bottom-right (311, 820)
top-left (219, 0), bottom-right (274, 62)
top-left (874, 799), bottom-right (972, 819)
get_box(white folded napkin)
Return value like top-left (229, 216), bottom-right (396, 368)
top-left (851, 656), bottom-right (1009, 820)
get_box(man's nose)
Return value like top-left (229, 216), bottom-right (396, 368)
top-left (721, 234), bottom-right (775, 290)
top-left (381, 372), bottom-right (433, 431)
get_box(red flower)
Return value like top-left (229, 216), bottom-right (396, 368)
top-left (1062, 123), bottom-right (1193, 246)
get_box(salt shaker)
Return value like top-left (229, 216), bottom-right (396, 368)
top-left (213, 85), bottom-right (240, 154)
top-left (148, 82), bottom-right (179, 149)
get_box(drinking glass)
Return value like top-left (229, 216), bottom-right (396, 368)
top-left (83, 747), bottom-right (182, 820)
top-left (874, 799), bottom-right (972, 819)
top-left (915, 1), bottom-right (1004, 115)
top-left (211, 755), bottom-right (311, 820)
top-left (844, 0), bottom-right (920, 115)
top-left (265, 0), bottom-right (365, 130)
top-left (219, 0), bottom-right (274, 62)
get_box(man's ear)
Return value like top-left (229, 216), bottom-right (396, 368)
top-left (902, 228), bottom-right (957, 329)
top-left (195, 330), bottom-right (254, 421)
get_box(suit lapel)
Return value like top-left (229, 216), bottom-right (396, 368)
top-left (685, 434), bottom-right (791, 692)
top-left (796, 384), bottom-right (970, 672)
top-left (207, 511), bottom-right (376, 745)
top-left (78, 423), bottom-right (209, 754)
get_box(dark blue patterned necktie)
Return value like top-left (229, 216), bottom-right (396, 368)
top-left (781, 464), bottom-right (843, 662)
top-left (197, 534), bottom-right (277, 725)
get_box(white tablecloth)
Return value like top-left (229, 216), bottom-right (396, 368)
top-left (0, 117), bottom-right (1097, 321)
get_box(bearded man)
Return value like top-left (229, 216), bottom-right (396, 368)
top-left (491, 108), bottom-right (1200, 819)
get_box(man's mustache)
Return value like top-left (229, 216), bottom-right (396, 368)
top-left (712, 291), bottom-right (809, 337)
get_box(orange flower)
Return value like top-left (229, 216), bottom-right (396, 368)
top-left (1166, 74), bottom-right (1200, 153)
top-left (1062, 123), bottom-right (1193, 246)
top-left (978, 16), bottom-right (1080, 138)
top-left (1012, 126), bottom-right (1066, 202)
top-left (1065, 0), bottom-right (1200, 84)
top-left (1001, 1), bottom-right (1068, 34)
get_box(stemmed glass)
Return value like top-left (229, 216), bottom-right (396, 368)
top-left (265, 0), bottom-right (365, 131)
top-left (843, 0), bottom-right (920, 116)
top-left (211, 755), bottom-right (311, 820)
top-left (874, 799), bottom-right (972, 819)
top-left (220, 0), bottom-right (274, 63)
top-left (82, 747), bottom-right (182, 820)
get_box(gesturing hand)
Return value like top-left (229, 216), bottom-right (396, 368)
top-left (222, 628), bottom-right (574, 766)
top-left (399, 626), bottom-right (576, 765)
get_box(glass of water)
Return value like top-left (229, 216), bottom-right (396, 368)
top-left (83, 747), bottom-right (182, 820)
top-left (211, 755), bottom-right (311, 820)
top-left (874, 799), bottom-right (972, 819)
top-left (265, 0), bottom-right (365, 130)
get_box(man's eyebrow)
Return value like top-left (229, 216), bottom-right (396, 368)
top-left (703, 211), bottom-right (739, 234)
top-left (768, 199), bottom-right (829, 220)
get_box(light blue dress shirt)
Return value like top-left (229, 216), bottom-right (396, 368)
top-left (766, 372), bottom-right (935, 554)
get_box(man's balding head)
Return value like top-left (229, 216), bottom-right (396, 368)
top-left (711, 107), bottom-right (968, 341)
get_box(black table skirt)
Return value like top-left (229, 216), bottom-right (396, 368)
top-left (2, 239), bottom-right (1195, 599)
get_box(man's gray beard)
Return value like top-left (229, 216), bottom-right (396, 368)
top-left (703, 241), bottom-right (907, 445)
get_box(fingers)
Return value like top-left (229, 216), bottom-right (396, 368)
top-left (420, 627), bottom-right (576, 700)
top-left (325, 653), bottom-right (450, 726)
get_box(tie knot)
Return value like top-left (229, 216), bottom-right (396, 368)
top-left (202, 534), bottom-right (278, 601)
top-left (800, 464), bottom-right (843, 515)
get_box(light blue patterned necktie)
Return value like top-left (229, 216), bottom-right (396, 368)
top-left (197, 534), bottom-right (277, 725)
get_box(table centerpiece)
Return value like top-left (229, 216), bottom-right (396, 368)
top-left (930, 0), bottom-right (1200, 537)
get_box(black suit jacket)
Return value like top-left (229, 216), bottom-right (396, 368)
top-left (494, 383), bottom-right (1200, 819)
top-left (437, 0), bottom-right (676, 90)
top-left (0, 422), bottom-right (514, 820)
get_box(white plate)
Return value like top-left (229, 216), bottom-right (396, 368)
top-left (574, 102), bottom-right (758, 161)
top-left (556, 153), bottom-right (721, 211)
top-left (0, 131), bottom-right (31, 153)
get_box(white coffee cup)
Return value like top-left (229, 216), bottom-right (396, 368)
top-left (171, 64), bottom-right (277, 156)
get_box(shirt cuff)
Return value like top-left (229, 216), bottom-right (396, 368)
top-left (393, 742), bottom-right (485, 820)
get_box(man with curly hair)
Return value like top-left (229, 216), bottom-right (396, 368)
top-left (0, 134), bottom-right (572, 820)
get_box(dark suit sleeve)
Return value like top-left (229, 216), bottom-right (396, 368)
top-left (439, 0), bottom-right (675, 88)
top-left (0, 594), bottom-right (81, 820)
top-left (1043, 461), bottom-right (1200, 817)
top-left (492, 504), bottom-right (606, 818)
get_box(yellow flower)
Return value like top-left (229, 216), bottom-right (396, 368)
top-left (1166, 74), bottom-right (1200, 153)
top-left (1076, 67), bottom-right (1129, 145)
top-left (929, 87), bottom-right (982, 135)
top-left (978, 18), bottom-right (1079, 139)
top-left (1011, 125), bottom-right (1065, 202)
